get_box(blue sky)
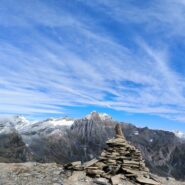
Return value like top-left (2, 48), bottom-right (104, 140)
top-left (1, 0), bottom-right (185, 131)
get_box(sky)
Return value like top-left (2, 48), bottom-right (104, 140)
top-left (1, 0), bottom-right (185, 131)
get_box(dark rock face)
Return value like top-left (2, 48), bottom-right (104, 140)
top-left (0, 131), bottom-right (33, 162)
top-left (40, 119), bottom-right (116, 163)
top-left (169, 143), bottom-right (185, 179)
top-left (124, 126), bottom-right (180, 178)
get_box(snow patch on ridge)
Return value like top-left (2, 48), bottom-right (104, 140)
top-left (42, 118), bottom-right (74, 127)
top-left (174, 131), bottom-right (185, 139)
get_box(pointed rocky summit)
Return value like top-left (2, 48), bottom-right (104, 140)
top-left (65, 124), bottom-right (160, 185)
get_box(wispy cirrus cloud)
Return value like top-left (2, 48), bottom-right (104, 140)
top-left (81, 0), bottom-right (185, 37)
top-left (0, 0), bottom-right (185, 122)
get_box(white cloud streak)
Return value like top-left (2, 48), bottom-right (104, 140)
top-left (0, 0), bottom-right (185, 121)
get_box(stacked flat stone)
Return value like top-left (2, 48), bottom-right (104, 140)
top-left (99, 137), bottom-right (149, 176)
top-left (65, 124), bottom-right (160, 185)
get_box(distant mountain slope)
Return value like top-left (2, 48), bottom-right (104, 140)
top-left (0, 116), bottom-right (33, 162)
top-left (0, 112), bottom-right (185, 180)
top-left (0, 131), bottom-right (34, 162)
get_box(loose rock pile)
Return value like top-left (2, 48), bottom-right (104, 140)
top-left (65, 124), bottom-right (160, 185)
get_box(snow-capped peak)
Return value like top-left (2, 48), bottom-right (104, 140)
top-left (11, 115), bottom-right (30, 130)
top-left (0, 115), bottom-right (30, 134)
top-left (15, 117), bottom-right (75, 144)
top-left (13, 115), bottom-right (29, 124)
top-left (85, 111), bottom-right (112, 121)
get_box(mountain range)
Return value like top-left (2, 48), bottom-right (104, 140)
top-left (0, 112), bottom-right (185, 180)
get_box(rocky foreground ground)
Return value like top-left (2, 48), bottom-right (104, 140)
top-left (0, 162), bottom-right (184, 185)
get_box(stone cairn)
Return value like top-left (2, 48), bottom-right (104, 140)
top-left (65, 124), bottom-right (160, 185)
